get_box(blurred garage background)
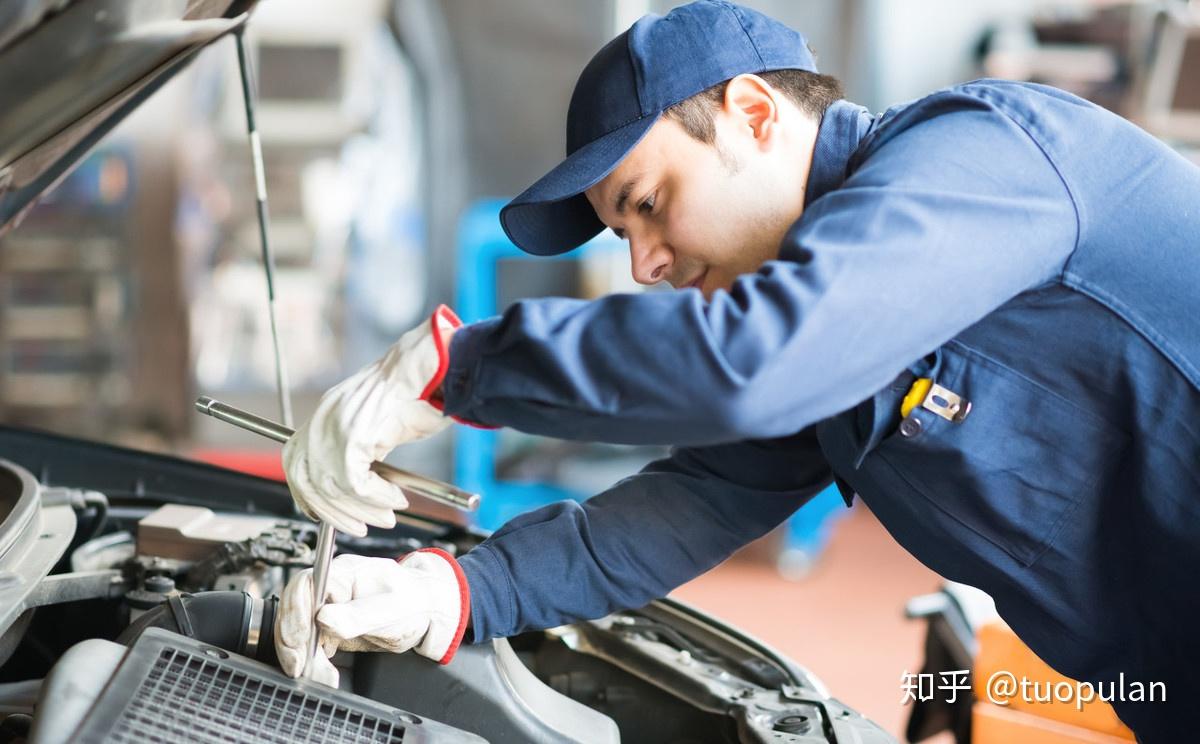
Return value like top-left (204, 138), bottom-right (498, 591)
top-left (0, 0), bottom-right (1196, 738)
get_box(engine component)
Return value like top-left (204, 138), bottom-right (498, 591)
top-left (0, 679), bottom-right (41, 716)
top-left (357, 637), bottom-right (621, 743)
top-left (207, 563), bottom-right (282, 596)
top-left (26, 638), bottom-right (125, 744)
top-left (38, 487), bottom-right (108, 544)
top-left (73, 520), bottom-right (309, 602)
top-left (70, 531), bottom-right (135, 573)
top-left (123, 575), bottom-right (178, 623)
top-left (21, 570), bottom-right (127, 608)
top-left (118, 591), bottom-right (279, 666)
top-left (0, 459), bottom-right (76, 667)
top-left (136, 504), bottom-right (284, 561)
top-left (179, 527), bottom-right (310, 594)
top-left (555, 610), bottom-right (895, 744)
top-left (34, 628), bottom-right (485, 744)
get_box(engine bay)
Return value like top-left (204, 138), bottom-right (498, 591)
top-left (0, 427), bottom-right (892, 743)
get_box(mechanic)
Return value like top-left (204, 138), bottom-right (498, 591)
top-left (274, 2), bottom-right (1200, 739)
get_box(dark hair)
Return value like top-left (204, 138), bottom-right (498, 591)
top-left (665, 68), bottom-right (844, 145)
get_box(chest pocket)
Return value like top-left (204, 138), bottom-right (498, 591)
top-left (870, 341), bottom-right (1127, 567)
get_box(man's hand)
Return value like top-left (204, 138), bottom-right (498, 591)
top-left (274, 550), bottom-right (470, 687)
top-left (283, 305), bottom-right (462, 536)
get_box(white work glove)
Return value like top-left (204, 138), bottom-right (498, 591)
top-left (283, 305), bottom-right (463, 536)
top-left (275, 549), bottom-right (470, 687)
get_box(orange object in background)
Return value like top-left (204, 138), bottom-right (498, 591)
top-left (971, 621), bottom-right (1134, 743)
top-left (973, 704), bottom-right (1135, 744)
top-left (189, 448), bottom-right (286, 482)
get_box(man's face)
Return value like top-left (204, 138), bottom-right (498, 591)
top-left (585, 101), bottom-right (808, 299)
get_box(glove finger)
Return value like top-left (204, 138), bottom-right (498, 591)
top-left (324, 555), bottom-right (400, 602)
top-left (306, 461), bottom-right (400, 535)
top-left (307, 649), bottom-right (340, 688)
top-left (277, 570), bottom-right (313, 650)
top-left (316, 594), bottom-right (425, 646)
top-left (296, 468), bottom-right (372, 537)
top-left (277, 566), bottom-right (354, 645)
top-left (354, 470), bottom-right (409, 513)
top-left (281, 450), bottom-right (321, 522)
top-left (279, 569), bottom-right (359, 678)
top-left (321, 560), bottom-right (355, 606)
top-left (335, 455), bottom-right (403, 522)
top-left (320, 628), bottom-right (340, 659)
top-left (276, 570), bottom-right (313, 677)
top-left (280, 429), bottom-right (305, 478)
top-left (333, 635), bottom-right (383, 654)
top-left (315, 601), bottom-right (375, 642)
top-left (277, 640), bottom-right (306, 679)
top-left (324, 553), bottom-right (372, 574)
top-left (289, 459), bottom-right (367, 536)
top-left (330, 479), bottom-right (399, 530)
top-left (290, 430), bottom-right (387, 536)
top-left (351, 630), bottom-right (426, 655)
top-left (295, 499), bottom-right (319, 523)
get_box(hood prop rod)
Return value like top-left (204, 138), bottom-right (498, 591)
top-left (234, 27), bottom-right (293, 430)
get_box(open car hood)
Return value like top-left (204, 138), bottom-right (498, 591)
top-left (0, 0), bottom-right (255, 235)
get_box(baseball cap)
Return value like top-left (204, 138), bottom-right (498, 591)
top-left (499, 0), bottom-right (817, 256)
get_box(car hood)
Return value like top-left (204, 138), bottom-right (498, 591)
top-left (0, 0), bottom-right (255, 236)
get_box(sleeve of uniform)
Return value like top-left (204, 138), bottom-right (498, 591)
top-left (456, 428), bottom-right (831, 643)
top-left (442, 96), bottom-right (1080, 446)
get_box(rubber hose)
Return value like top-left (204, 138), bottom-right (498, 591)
top-left (117, 591), bottom-right (279, 667)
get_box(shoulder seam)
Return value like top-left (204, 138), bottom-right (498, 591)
top-left (854, 89), bottom-right (1084, 277)
top-left (960, 86), bottom-right (1083, 276)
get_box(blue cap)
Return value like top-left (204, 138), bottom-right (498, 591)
top-left (499, 0), bottom-right (817, 256)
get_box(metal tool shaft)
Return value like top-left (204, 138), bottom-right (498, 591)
top-left (305, 521), bottom-right (336, 679)
top-left (195, 396), bottom-right (481, 512)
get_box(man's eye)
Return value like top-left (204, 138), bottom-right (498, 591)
top-left (638, 193), bottom-right (656, 214)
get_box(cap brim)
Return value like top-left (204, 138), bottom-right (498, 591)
top-left (500, 113), bottom-right (659, 256)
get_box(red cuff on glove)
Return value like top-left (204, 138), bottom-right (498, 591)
top-left (419, 305), bottom-right (497, 430)
top-left (418, 304), bottom-right (462, 405)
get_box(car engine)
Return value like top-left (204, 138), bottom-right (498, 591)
top-left (0, 428), bottom-right (894, 743)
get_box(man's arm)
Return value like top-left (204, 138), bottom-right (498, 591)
top-left (457, 427), bottom-right (830, 642)
top-left (443, 95), bottom-right (1079, 445)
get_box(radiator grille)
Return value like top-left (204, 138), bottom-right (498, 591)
top-left (106, 647), bottom-right (405, 743)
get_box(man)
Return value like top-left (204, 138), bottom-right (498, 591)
top-left (274, 2), bottom-right (1200, 739)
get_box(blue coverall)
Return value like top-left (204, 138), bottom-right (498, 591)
top-left (445, 79), bottom-right (1200, 740)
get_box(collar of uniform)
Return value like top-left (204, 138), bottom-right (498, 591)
top-left (804, 99), bottom-right (874, 208)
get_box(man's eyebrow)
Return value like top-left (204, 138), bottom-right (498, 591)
top-left (613, 175), bottom-right (643, 216)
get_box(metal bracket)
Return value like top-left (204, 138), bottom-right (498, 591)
top-left (23, 569), bottom-right (127, 608)
top-left (922, 383), bottom-right (971, 423)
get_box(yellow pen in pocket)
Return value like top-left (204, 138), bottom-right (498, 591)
top-left (900, 377), bottom-right (933, 418)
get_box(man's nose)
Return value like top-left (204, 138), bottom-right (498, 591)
top-left (628, 233), bottom-right (671, 286)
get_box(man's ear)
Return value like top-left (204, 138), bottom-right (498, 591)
top-left (721, 73), bottom-right (780, 148)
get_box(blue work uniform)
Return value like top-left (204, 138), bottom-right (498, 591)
top-left (445, 79), bottom-right (1200, 740)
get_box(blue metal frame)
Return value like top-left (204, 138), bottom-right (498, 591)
top-left (454, 200), bottom-right (629, 529)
